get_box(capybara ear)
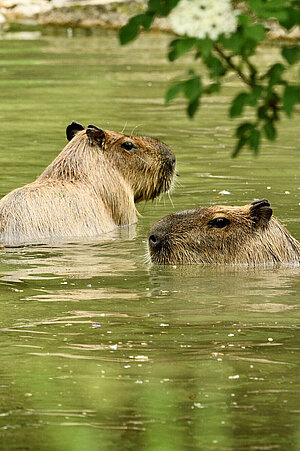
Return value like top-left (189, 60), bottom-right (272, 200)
top-left (66, 121), bottom-right (85, 141)
top-left (86, 125), bottom-right (105, 147)
top-left (250, 199), bottom-right (272, 227)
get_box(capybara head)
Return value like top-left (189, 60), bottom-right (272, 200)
top-left (148, 199), bottom-right (300, 265)
top-left (61, 121), bottom-right (176, 202)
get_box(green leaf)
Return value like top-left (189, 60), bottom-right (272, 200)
top-left (263, 121), bottom-right (276, 140)
top-left (119, 13), bottom-right (154, 45)
top-left (129, 13), bottom-right (154, 30)
top-left (168, 49), bottom-right (177, 62)
top-left (168, 38), bottom-right (197, 62)
top-left (165, 82), bottom-right (184, 103)
top-left (184, 76), bottom-right (201, 101)
top-left (204, 82), bottom-right (221, 94)
top-left (249, 128), bottom-right (260, 154)
top-left (247, 85), bottom-right (263, 106)
top-left (119, 21), bottom-right (139, 45)
top-left (282, 4), bottom-right (300, 29)
top-left (282, 85), bottom-right (300, 116)
top-left (204, 54), bottom-right (225, 77)
top-left (230, 92), bottom-right (249, 118)
top-left (244, 24), bottom-right (266, 43)
top-left (148, 0), bottom-right (180, 16)
top-left (232, 135), bottom-right (248, 158)
top-left (248, 0), bottom-right (289, 22)
top-left (257, 105), bottom-right (268, 119)
top-left (264, 63), bottom-right (285, 87)
top-left (220, 32), bottom-right (243, 54)
top-left (197, 38), bottom-right (214, 58)
top-left (187, 98), bottom-right (199, 118)
top-left (238, 14), bottom-right (251, 27)
top-left (147, 0), bottom-right (161, 13)
top-left (265, 92), bottom-right (280, 120)
top-left (141, 13), bottom-right (154, 30)
top-left (282, 46), bottom-right (300, 65)
top-left (234, 20), bottom-right (261, 57)
top-left (236, 122), bottom-right (253, 138)
top-left (233, 120), bottom-right (259, 156)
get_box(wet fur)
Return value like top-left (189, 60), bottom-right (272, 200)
top-left (0, 127), bottom-right (175, 244)
top-left (148, 201), bottom-right (300, 265)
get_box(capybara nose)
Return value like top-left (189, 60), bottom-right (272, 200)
top-left (171, 155), bottom-right (176, 169)
top-left (165, 154), bottom-right (176, 171)
top-left (148, 234), bottom-right (160, 248)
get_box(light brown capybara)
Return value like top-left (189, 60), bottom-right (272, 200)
top-left (148, 199), bottom-right (300, 265)
top-left (0, 122), bottom-right (176, 244)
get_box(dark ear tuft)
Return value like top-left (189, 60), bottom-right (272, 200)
top-left (66, 121), bottom-right (84, 141)
top-left (250, 199), bottom-right (270, 207)
top-left (250, 199), bottom-right (272, 227)
top-left (86, 125), bottom-right (105, 147)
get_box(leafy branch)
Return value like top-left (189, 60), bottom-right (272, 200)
top-left (120, 0), bottom-right (300, 156)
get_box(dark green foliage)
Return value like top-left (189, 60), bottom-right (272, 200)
top-left (166, 74), bottom-right (202, 117)
top-left (119, 0), bottom-right (181, 45)
top-left (282, 85), bottom-right (300, 116)
top-left (249, 128), bottom-right (261, 154)
top-left (264, 63), bottom-right (286, 88)
top-left (168, 38), bottom-right (197, 61)
top-left (120, 0), bottom-right (300, 156)
top-left (184, 75), bottom-right (201, 101)
top-left (263, 120), bottom-right (276, 140)
top-left (119, 13), bottom-right (154, 44)
top-left (147, 0), bottom-right (181, 16)
top-left (165, 82), bottom-right (184, 103)
top-left (187, 98), bottom-right (199, 118)
top-left (282, 46), bottom-right (300, 65)
top-left (203, 54), bottom-right (225, 78)
top-left (248, 0), bottom-right (300, 29)
top-left (230, 92), bottom-right (251, 118)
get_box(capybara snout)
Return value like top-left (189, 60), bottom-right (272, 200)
top-left (148, 200), bottom-right (300, 265)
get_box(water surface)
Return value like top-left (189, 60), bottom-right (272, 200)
top-left (0, 28), bottom-right (299, 450)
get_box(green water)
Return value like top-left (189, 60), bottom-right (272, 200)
top-left (0, 28), bottom-right (299, 450)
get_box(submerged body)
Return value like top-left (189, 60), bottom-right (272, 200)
top-left (0, 122), bottom-right (175, 245)
top-left (148, 200), bottom-right (300, 265)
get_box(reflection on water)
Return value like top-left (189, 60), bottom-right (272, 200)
top-left (0, 225), bottom-right (136, 283)
top-left (0, 28), bottom-right (299, 451)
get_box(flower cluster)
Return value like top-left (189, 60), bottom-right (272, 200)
top-left (169, 0), bottom-right (239, 41)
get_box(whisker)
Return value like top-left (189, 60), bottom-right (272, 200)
top-left (130, 124), bottom-right (143, 136)
top-left (135, 154), bottom-right (150, 166)
top-left (167, 191), bottom-right (175, 209)
top-left (121, 121), bottom-right (127, 133)
top-left (174, 173), bottom-right (182, 189)
top-left (144, 250), bottom-right (151, 265)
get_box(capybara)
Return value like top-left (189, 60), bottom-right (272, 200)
top-left (148, 199), bottom-right (300, 265)
top-left (0, 122), bottom-right (176, 244)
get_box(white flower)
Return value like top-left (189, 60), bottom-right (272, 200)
top-left (169, 0), bottom-right (239, 41)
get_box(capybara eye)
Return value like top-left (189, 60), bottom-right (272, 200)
top-left (208, 217), bottom-right (230, 228)
top-left (121, 141), bottom-right (136, 151)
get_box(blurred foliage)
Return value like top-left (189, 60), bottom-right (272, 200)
top-left (119, 0), bottom-right (300, 156)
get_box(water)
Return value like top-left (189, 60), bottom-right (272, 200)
top-left (0, 28), bottom-right (299, 450)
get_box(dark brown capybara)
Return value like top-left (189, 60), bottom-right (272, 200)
top-left (148, 199), bottom-right (300, 265)
top-left (0, 122), bottom-right (176, 244)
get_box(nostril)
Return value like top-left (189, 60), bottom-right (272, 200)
top-left (149, 234), bottom-right (158, 246)
top-left (165, 154), bottom-right (176, 170)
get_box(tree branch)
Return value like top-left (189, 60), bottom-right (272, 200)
top-left (214, 44), bottom-right (253, 87)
